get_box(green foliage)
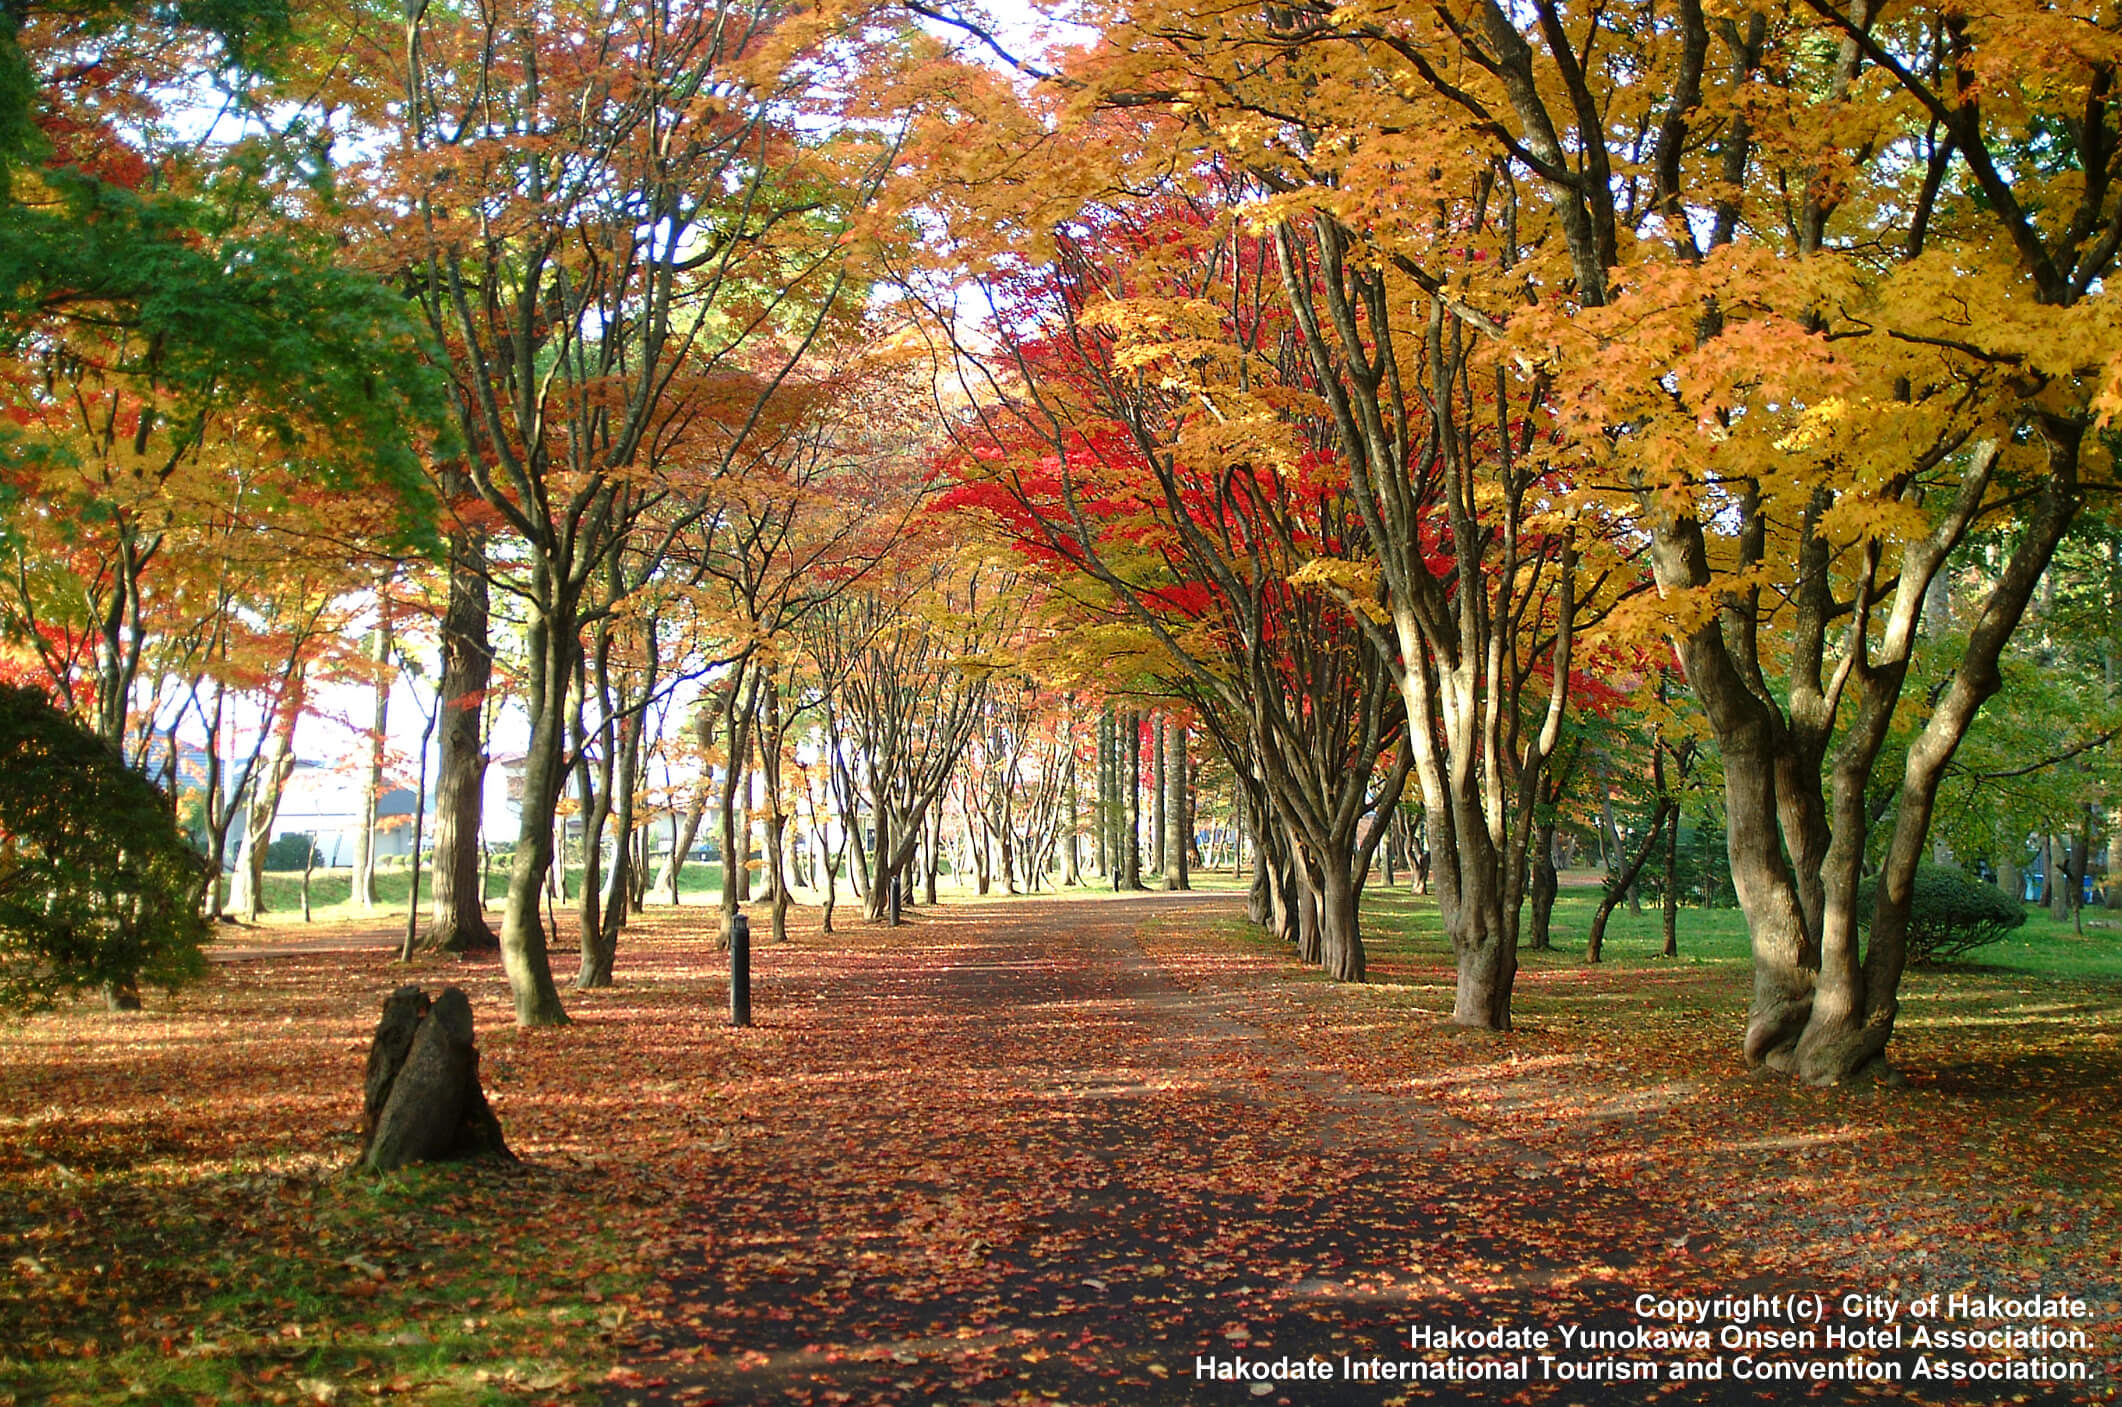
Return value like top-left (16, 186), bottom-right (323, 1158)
top-left (0, 178), bottom-right (445, 533)
top-left (0, 0), bottom-right (444, 549)
top-left (262, 831), bottom-right (319, 870)
top-left (0, 685), bottom-right (209, 1010)
top-left (1856, 864), bottom-right (2028, 964)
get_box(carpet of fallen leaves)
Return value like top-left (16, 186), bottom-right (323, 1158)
top-left (2, 890), bottom-right (2116, 1407)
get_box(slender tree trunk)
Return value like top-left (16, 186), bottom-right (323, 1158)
top-left (1294, 861), bottom-right (1322, 966)
top-left (1587, 799), bottom-right (1673, 962)
top-left (1064, 720), bottom-right (1081, 885)
top-left (759, 678), bottom-right (794, 945)
top-left (572, 654), bottom-right (614, 990)
top-left (1096, 706), bottom-right (1112, 879)
top-left (733, 775), bottom-right (753, 903)
top-left (1661, 813), bottom-right (1681, 957)
top-left (353, 605), bottom-right (391, 910)
top-left (656, 704), bottom-right (717, 905)
top-left (1121, 711), bottom-right (1143, 889)
top-left (496, 599), bottom-right (575, 1028)
top-left (1165, 720), bottom-right (1190, 890)
top-left (1524, 816), bottom-right (1558, 951)
top-left (1150, 713), bottom-right (1166, 874)
top-left (421, 514), bottom-right (498, 953)
top-left (924, 805), bottom-right (942, 904)
top-left (595, 634), bottom-right (653, 967)
top-left (719, 669), bottom-right (760, 945)
top-left (399, 693), bottom-right (438, 962)
top-left (235, 697), bottom-right (301, 922)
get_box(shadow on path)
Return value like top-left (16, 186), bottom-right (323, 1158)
top-left (608, 894), bottom-right (2078, 1406)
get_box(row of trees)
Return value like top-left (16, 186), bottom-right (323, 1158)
top-left (4, 0), bottom-right (2118, 1086)
top-left (902, 0), bottom-right (2121, 1084)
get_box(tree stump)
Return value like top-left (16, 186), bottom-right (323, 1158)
top-left (359, 984), bottom-right (511, 1173)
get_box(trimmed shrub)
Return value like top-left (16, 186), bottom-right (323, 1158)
top-left (1855, 863), bottom-right (2026, 963)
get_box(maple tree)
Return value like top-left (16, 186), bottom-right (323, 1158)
top-left (922, 144), bottom-right (1603, 988)
top-left (670, 352), bottom-right (930, 947)
top-left (800, 533), bottom-right (1024, 924)
top-left (1374, 0), bottom-right (2122, 1080)
top-left (367, 0), bottom-right (911, 1024)
top-left (922, 0), bottom-right (2120, 1071)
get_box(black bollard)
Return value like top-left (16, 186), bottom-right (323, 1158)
top-left (728, 912), bottom-right (751, 1027)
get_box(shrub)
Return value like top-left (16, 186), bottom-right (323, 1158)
top-left (265, 831), bottom-right (321, 871)
top-left (1855, 863), bottom-right (2026, 963)
top-left (0, 686), bottom-right (210, 1010)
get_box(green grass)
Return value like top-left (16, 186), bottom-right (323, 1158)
top-left (1351, 881), bottom-right (2122, 983)
top-left (241, 858), bottom-right (1251, 924)
top-left (243, 862), bottom-right (730, 925)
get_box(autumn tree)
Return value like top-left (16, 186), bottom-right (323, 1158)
top-left (379, 0), bottom-right (903, 1024)
top-left (926, 189), bottom-right (1412, 979)
top-left (802, 541), bottom-right (1021, 925)
top-left (671, 353), bottom-right (929, 949)
top-left (1002, 0), bottom-right (2120, 1074)
top-left (0, 0), bottom-right (433, 744)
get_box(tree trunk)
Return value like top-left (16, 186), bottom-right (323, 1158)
top-left (1997, 844), bottom-right (2024, 906)
top-left (733, 778), bottom-right (753, 903)
top-left (1294, 863), bottom-right (1322, 966)
top-left (1661, 811), bottom-right (1681, 957)
top-left (1100, 708), bottom-right (1114, 885)
top-left (360, 986), bottom-right (511, 1174)
top-left (235, 699), bottom-right (301, 922)
top-left (421, 516), bottom-right (498, 954)
top-left (1164, 720), bottom-right (1190, 890)
top-left (353, 606), bottom-right (391, 911)
top-left (719, 668), bottom-right (761, 944)
top-left (758, 678), bottom-right (793, 945)
top-left (1794, 437), bottom-right (2081, 1085)
top-left (656, 704), bottom-right (717, 906)
top-left (1586, 799), bottom-right (1672, 962)
top-left (1524, 816), bottom-right (1558, 951)
top-left (572, 654), bottom-right (614, 990)
top-left (1317, 859), bottom-right (1363, 982)
top-left (1448, 864), bottom-right (1514, 1029)
top-left (496, 602), bottom-right (575, 1028)
top-left (1064, 715), bottom-right (1081, 885)
top-left (925, 806), bottom-right (942, 903)
top-left (1150, 713), bottom-right (1166, 874)
top-left (1120, 710), bottom-right (1143, 889)
top-left (2051, 832), bottom-right (2080, 920)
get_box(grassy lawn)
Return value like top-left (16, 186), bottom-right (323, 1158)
top-left (239, 864), bottom-right (731, 930)
top-left (238, 860), bottom-right (1252, 930)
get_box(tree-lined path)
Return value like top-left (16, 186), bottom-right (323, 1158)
top-left (606, 894), bottom-right (2040, 1406)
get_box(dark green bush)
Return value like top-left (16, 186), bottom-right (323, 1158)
top-left (264, 831), bottom-right (321, 870)
top-left (1855, 863), bottom-right (2026, 963)
top-left (0, 686), bottom-right (210, 1010)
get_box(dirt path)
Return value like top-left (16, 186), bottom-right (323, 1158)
top-left (607, 894), bottom-right (2068, 1406)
